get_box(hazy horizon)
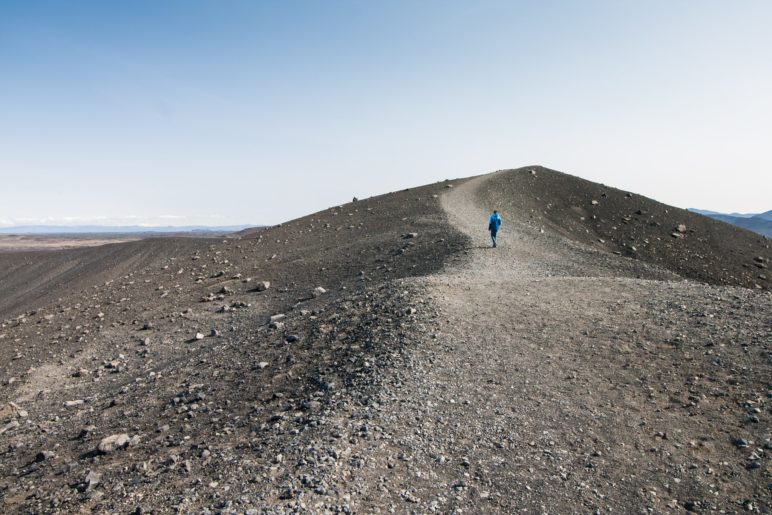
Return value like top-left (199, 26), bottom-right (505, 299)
top-left (0, 181), bottom-right (770, 231)
top-left (2, 1), bottom-right (771, 226)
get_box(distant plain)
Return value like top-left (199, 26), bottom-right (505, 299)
top-left (0, 234), bottom-right (141, 252)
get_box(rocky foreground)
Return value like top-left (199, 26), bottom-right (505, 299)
top-left (0, 167), bottom-right (770, 513)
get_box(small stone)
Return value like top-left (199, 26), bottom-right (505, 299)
top-left (78, 425), bottom-right (97, 439)
top-left (303, 400), bottom-right (322, 412)
top-left (683, 500), bottom-right (700, 512)
top-left (257, 362), bottom-right (269, 369)
top-left (194, 333), bottom-right (205, 341)
top-left (591, 200), bottom-right (599, 206)
top-left (97, 433), bottom-right (131, 454)
top-left (64, 399), bottom-right (85, 408)
top-left (255, 281), bottom-right (271, 292)
top-left (313, 286), bottom-right (327, 297)
top-left (733, 437), bottom-right (750, 448)
top-left (285, 335), bottom-right (299, 343)
top-left (210, 328), bottom-right (220, 337)
top-left (402, 233), bottom-right (418, 239)
top-left (35, 450), bottom-right (55, 462)
top-left (84, 470), bottom-right (101, 491)
top-left (0, 419), bottom-right (19, 435)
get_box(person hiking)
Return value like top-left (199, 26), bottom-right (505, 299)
top-left (488, 210), bottom-right (502, 247)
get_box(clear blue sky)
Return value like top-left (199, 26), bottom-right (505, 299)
top-left (1, 0), bottom-right (770, 226)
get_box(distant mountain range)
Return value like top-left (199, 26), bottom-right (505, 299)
top-left (689, 209), bottom-right (772, 237)
top-left (0, 225), bottom-right (255, 235)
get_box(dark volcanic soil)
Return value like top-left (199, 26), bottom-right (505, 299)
top-left (0, 168), bottom-right (769, 514)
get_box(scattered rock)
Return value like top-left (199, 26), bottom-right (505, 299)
top-left (78, 425), bottom-right (97, 439)
top-left (97, 433), bottom-right (131, 454)
top-left (35, 450), bottom-right (55, 462)
top-left (82, 470), bottom-right (101, 492)
top-left (0, 419), bottom-right (19, 435)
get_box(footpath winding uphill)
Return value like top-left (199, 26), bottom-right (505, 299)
top-left (339, 171), bottom-right (771, 513)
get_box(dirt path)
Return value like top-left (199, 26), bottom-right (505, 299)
top-left (345, 173), bottom-right (771, 513)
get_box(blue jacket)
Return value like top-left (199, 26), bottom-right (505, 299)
top-left (488, 213), bottom-right (502, 232)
